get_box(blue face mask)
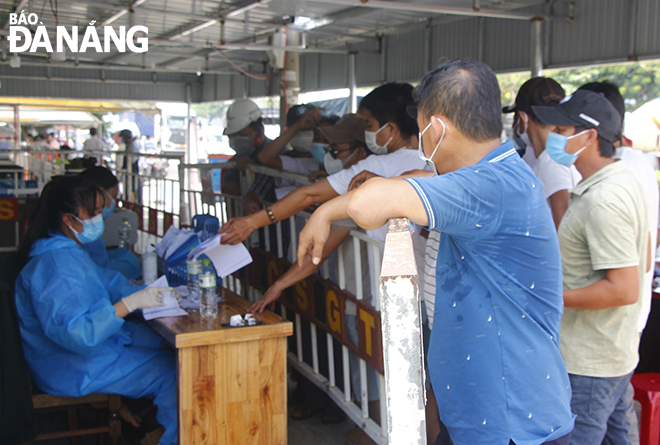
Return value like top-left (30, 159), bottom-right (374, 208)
top-left (310, 143), bottom-right (327, 164)
top-left (545, 130), bottom-right (589, 167)
top-left (69, 213), bottom-right (105, 244)
top-left (101, 192), bottom-right (115, 219)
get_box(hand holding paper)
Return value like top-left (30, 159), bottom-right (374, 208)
top-left (142, 275), bottom-right (189, 320)
top-left (189, 233), bottom-right (252, 278)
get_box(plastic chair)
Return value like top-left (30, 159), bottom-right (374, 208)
top-left (632, 372), bottom-right (660, 445)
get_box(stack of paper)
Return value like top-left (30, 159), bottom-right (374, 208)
top-left (189, 233), bottom-right (253, 278)
top-left (142, 275), bottom-right (189, 320)
top-left (155, 226), bottom-right (198, 262)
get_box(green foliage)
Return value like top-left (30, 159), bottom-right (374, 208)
top-left (191, 101), bottom-right (229, 122)
top-left (498, 61), bottom-right (660, 112)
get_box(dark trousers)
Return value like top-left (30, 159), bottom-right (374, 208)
top-left (433, 426), bottom-right (571, 445)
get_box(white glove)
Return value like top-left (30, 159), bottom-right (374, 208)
top-left (121, 287), bottom-right (170, 313)
top-left (171, 289), bottom-right (182, 305)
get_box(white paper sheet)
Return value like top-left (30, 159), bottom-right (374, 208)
top-left (190, 233), bottom-right (253, 278)
top-left (154, 226), bottom-right (197, 261)
top-left (142, 275), bottom-right (189, 320)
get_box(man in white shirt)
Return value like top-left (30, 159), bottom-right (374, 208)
top-left (82, 128), bottom-right (106, 152)
top-left (503, 77), bottom-right (581, 228)
top-left (219, 83), bottom-right (424, 246)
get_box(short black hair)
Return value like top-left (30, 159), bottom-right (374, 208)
top-left (119, 129), bottom-right (133, 142)
top-left (413, 59), bottom-right (502, 142)
top-left (79, 166), bottom-right (119, 189)
top-left (577, 81), bottom-right (624, 157)
top-left (359, 83), bottom-right (418, 138)
top-left (89, 127), bottom-right (97, 136)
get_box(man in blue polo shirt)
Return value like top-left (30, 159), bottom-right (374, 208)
top-left (297, 59), bottom-right (574, 445)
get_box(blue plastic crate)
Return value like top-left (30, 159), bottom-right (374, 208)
top-left (192, 214), bottom-right (219, 241)
top-left (158, 256), bottom-right (188, 286)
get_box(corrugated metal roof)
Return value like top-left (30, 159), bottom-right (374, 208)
top-left (0, 0), bottom-right (657, 101)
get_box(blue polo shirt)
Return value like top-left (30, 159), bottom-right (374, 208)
top-left (406, 141), bottom-right (574, 445)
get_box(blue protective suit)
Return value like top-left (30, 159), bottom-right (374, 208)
top-left (15, 233), bottom-right (177, 445)
top-left (82, 237), bottom-right (141, 280)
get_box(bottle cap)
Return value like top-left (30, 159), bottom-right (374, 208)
top-left (122, 218), bottom-right (128, 222)
top-left (203, 259), bottom-right (211, 265)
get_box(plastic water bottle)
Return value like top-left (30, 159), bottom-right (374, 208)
top-left (118, 218), bottom-right (131, 249)
top-left (199, 259), bottom-right (218, 317)
top-left (186, 252), bottom-right (202, 304)
top-left (142, 248), bottom-right (158, 285)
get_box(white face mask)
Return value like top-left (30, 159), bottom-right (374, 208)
top-left (418, 117), bottom-right (446, 175)
top-left (517, 112), bottom-right (532, 150)
top-left (364, 122), bottom-right (393, 155)
top-left (323, 149), bottom-right (358, 175)
top-left (289, 130), bottom-right (314, 152)
top-left (229, 135), bottom-right (255, 157)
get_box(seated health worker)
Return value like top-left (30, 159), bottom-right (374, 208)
top-left (79, 166), bottom-right (141, 279)
top-left (15, 176), bottom-right (178, 445)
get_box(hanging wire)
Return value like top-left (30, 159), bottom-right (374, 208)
top-left (49, 0), bottom-right (58, 25)
top-left (212, 47), bottom-right (279, 81)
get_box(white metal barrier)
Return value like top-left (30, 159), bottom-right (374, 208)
top-left (12, 151), bottom-right (425, 444)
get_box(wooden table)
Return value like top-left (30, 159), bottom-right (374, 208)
top-left (148, 291), bottom-right (293, 445)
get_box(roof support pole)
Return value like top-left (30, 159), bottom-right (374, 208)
top-left (531, 18), bottom-right (543, 77)
top-left (280, 29), bottom-right (301, 133)
top-left (628, 0), bottom-right (639, 60)
top-left (185, 84), bottom-right (196, 165)
top-left (13, 105), bottom-right (20, 151)
top-left (348, 51), bottom-right (357, 114)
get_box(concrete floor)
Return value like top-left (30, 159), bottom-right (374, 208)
top-left (288, 412), bottom-right (355, 445)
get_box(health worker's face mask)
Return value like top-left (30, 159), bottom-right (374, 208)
top-left (323, 149), bottom-right (358, 175)
top-left (102, 190), bottom-right (115, 220)
top-left (545, 130), bottom-right (589, 167)
top-left (289, 131), bottom-right (314, 152)
top-left (310, 143), bottom-right (327, 164)
top-left (365, 122), bottom-right (393, 155)
top-left (418, 117), bottom-right (446, 175)
top-left (68, 213), bottom-right (105, 244)
top-left (229, 135), bottom-right (255, 157)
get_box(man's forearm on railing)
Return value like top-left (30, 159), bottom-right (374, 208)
top-left (220, 178), bottom-right (339, 245)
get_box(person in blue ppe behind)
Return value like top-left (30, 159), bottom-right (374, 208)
top-left (79, 166), bottom-right (141, 280)
top-left (15, 175), bottom-right (178, 445)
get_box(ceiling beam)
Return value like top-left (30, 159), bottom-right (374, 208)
top-left (303, 0), bottom-right (545, 21)
top-left (100, 0), bottom-right (151, 27)
top-left (2, 0), bottom-right (29, 29)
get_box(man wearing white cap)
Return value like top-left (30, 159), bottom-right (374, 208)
top-left (221, 98), bottom-right (270, 199)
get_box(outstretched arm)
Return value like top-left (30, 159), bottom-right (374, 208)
top-left (219, 178), bottom-right (340, 244)
top-left (247, 227), bottom-right (350, 313)
top-left (298, 177), bottom-right (427, 266)
top-left (257, 108), bottom-right (322, 168)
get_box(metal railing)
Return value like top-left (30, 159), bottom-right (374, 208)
top-left (11, 148), bottom-right (426, 444)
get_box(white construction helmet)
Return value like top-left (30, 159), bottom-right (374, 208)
top-left (224, 99), bottom-right (262, 135)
